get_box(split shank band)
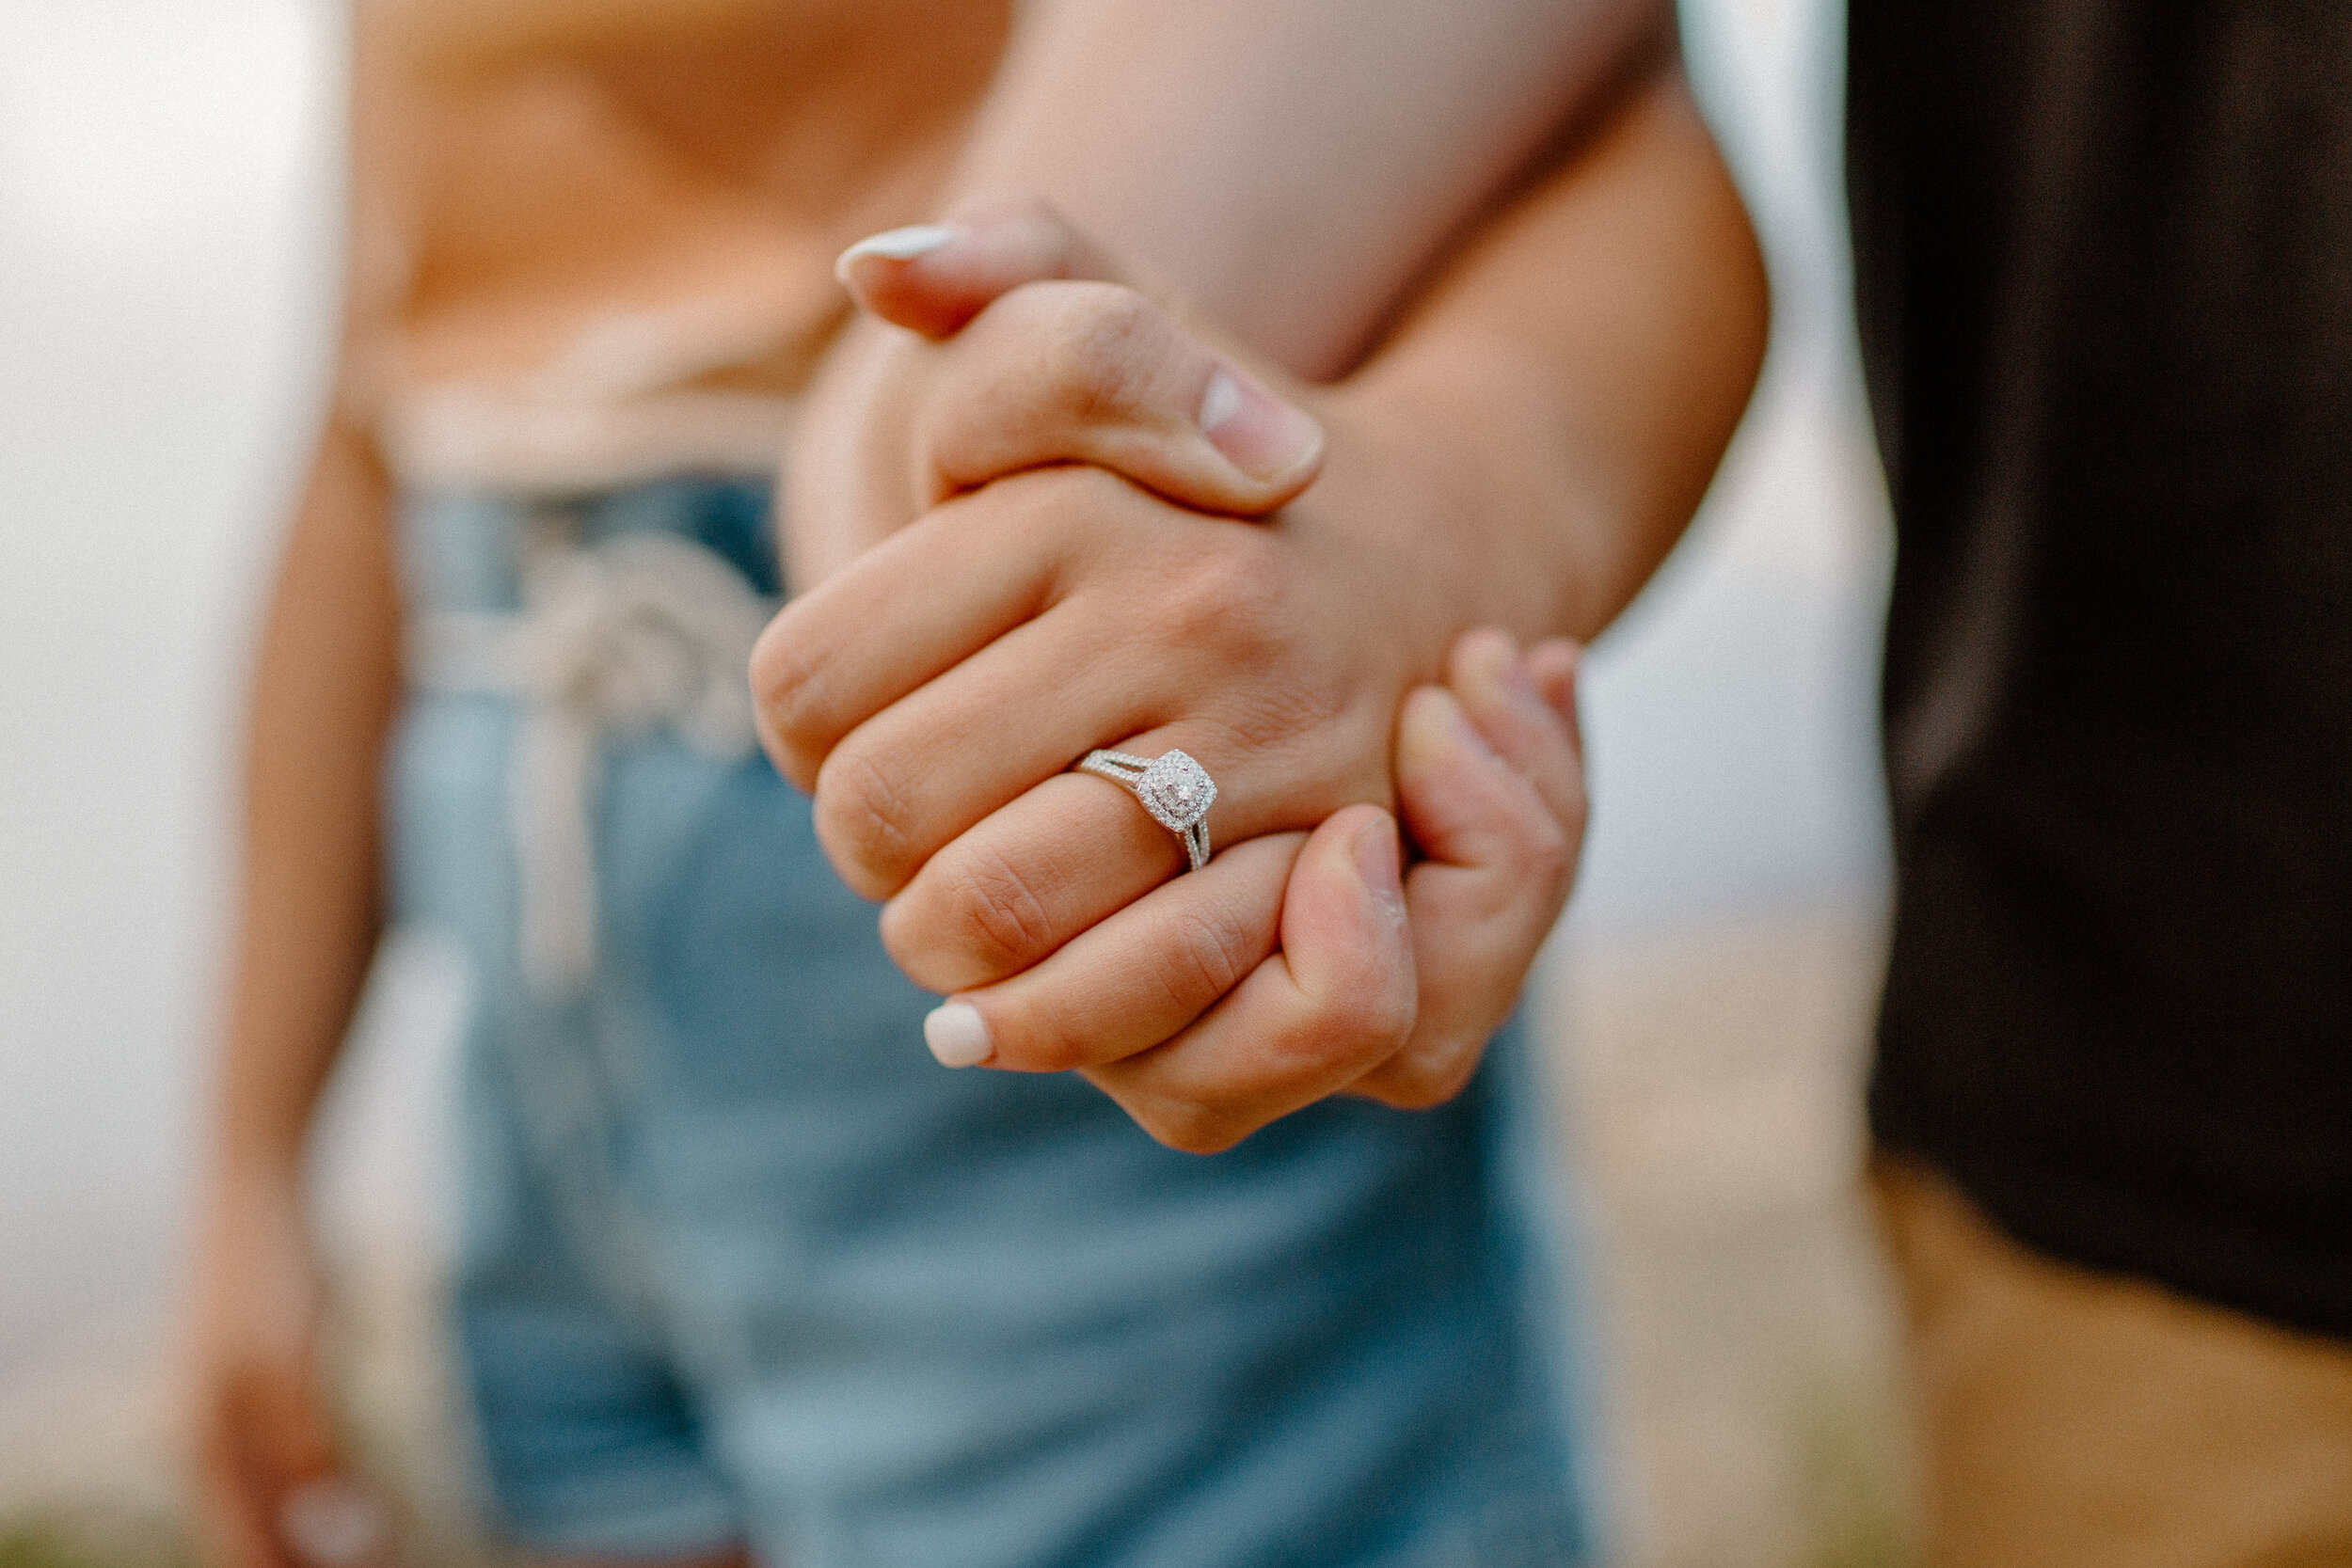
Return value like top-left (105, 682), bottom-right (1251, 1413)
top-left (1074, 748), bottom-right (1216, 871)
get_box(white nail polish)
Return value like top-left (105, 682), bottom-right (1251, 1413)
top-left (1199, 369), bottom-right (1244, 435)
top-left (834, 225), bottom-right (959, 281)
top-left (924, 1001), bottom-right (993, 1068)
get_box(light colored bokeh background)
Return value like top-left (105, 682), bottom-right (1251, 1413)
top-left (0, 1), bottom-right (1906, 1561)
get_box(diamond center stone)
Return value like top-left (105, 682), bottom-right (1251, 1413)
top-left (1136, 751), bottom-right (1216, 832)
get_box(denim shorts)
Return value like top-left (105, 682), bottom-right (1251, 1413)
top-left (388, 476), bottom-right (1600, 1567)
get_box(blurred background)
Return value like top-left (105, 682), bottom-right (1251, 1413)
top-left (0, 0), bottom-right (1905, 1562)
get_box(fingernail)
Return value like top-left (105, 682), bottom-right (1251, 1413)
top-left (923, 1001), bottom-right (993, 1068)
top-left (834, 224), bottom-right (959, 283)
top-left (279, 1477), bottom-right (387, 1568)
top-left (1350, 815), bottom-right (1406, 922)
top-left (1199, 366), bottom-right (1323, 482)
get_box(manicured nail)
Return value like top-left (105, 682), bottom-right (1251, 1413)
top-left (834, 225), bottom-right (959, 283)
top-left (923, 1001), bottom-right (993, 1068)
top-left (279, 1477), bottom-right (386, 1567)
top-left (1198, 366), bottom-right (1323, 482)
top-left (1350, 815), bottom-right (1406, 922)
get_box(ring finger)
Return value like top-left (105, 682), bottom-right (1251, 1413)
top-left (879, 696), bottom-right (1314, 993)
top-left (916, 830), bottom-right (1304, 1072)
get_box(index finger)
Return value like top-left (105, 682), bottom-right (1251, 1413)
top-left (750, 469), bottom-right (1081, 790)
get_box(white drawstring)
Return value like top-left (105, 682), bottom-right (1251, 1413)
top-left (411, 531), bottom-right (777, 993)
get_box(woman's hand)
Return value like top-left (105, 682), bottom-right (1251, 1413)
top-left (187, 1173), bottom-right (390, 1568)
top-left (761, 206), bottom-right (1587, 1148)
top-left (765, 323), bottom-right (1454, 976)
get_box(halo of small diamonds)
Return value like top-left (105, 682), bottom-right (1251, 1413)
top-left (1136, 750), bottom-right (1216, 832)
top-left (1073, 746), bottom-right (1218, 870)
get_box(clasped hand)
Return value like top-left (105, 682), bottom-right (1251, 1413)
top-left (757, 201), bottom-right (1586, 1151)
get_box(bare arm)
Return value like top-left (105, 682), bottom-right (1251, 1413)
top-left (211, 416), bottom-right (400, 1199)
top-left (188, 410), bottom-right (402, 1568)
top-left (953, 0), bottom-right (1675, 379)
top-left (185, 21), bottom-right (419, 1554)
top-left (1320, 64), bottom-right (1767, 644)
top-left (768, 62), bottom-right (1767, 1145)
top-left (790, 0), bottom-right (1705, 588)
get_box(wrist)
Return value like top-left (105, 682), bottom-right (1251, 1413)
top-left (1311, 360), bottom-right (1581, 674)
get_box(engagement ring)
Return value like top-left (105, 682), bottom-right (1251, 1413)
top-left (1075, 748), bottom-right (1216, 870)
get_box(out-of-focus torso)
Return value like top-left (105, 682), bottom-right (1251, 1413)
top-left (346, 0), bottom-right (1013, 488)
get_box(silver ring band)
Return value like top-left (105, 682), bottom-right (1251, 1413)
top-left (1074, 748), bottom-right (1216, 871)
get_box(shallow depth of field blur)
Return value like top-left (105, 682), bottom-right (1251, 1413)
top-left (0, 2), bottom-right (1906, 1563)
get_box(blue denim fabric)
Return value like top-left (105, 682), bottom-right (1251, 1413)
top-left (389, 477), bottom-right (1599, 1567)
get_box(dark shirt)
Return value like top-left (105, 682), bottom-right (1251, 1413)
top-left (1847, 0), bottom-right (2352, 1336)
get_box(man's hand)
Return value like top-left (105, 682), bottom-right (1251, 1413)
top-left (761, 206), bottom-right (1587, 1149)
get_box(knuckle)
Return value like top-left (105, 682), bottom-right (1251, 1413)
top-left (748, 629), bottom-right (829, 780)
top-left (1142, 1100), bottom-right (1249, 1156)
top-left (1152, 533), bottom-right (1287, 654)
top-left (813, 744), bottom-right (921, 895)
top-left (1154, 900), bottom-right (1263, 1010)
top-left (1363, 1038), bottom-right (1483, 1110)
top-left (874, 901), bottom-right (961, 994)
top-left (1301, 973), bottom-right (1416, 1065)
top-left (936, 839), bottom-right (1062, 975)
top-left (1041, 284), bottom-right (1168, 426)
top-left (1359, 982), bottom-right (1421, 1053)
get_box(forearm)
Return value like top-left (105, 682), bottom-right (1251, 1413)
top-left (950, 0), bottom-right (1673, 379)
top-left (1331, 63), bottom-right (1768, 650)
top-left (209, 415), bottom-right (402, 1193)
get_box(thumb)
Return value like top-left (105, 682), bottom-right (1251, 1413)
top-left (835, 199), bottom-right (1325, 517)
top-left (1078, 804), bottom-right (1419, 1153)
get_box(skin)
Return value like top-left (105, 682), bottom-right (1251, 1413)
top-left (188, 4), bottom-right (1758, 1565)
top-left (186, 396), bottom-right (1581, 1568)
top-left (946, 0), bottom-right (1673, 379)
top-left (787, 210), bottom-right (1600, 1124)
top-left (764, 63), bottom-right (1767, 1150)
top-left (787, 0), bottom-right (1683, 587)
top-left (187, 412), bottom-right (403, 1568)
